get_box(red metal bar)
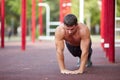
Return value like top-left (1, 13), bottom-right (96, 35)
top-left (104, 0), bottom-right (109, 56)
top-left (59, 0), bottom-right (63, 22)
top-left (39, 0), bottom-right (43, 35)
top-left (100, 0), bottom-right (115, 63)
top-left (21, 0), bottom-right (26, 50)
top-left (60, 0), bottom-right (71, 22)
top-left (32, 0), bottom-right (36, 42)
top-left (0, 0), bottom-right (1, 19)
top-left (1, 0), bottom-right (5, 48)
top-left (0, 0), bottom-right (1, 44)
top-left (63, 0), bottom-right (71, 16)
top-left (107, 0), bottom-right (115, 63)
top-left (100, 0), bottom-right (105, 49)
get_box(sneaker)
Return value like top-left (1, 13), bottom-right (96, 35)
top-left (77, 58), bottom-right (80, 67)
top-left (77, 58), bottom-right (92, 67)
top-left (86, 60), bottom-right (92, 67)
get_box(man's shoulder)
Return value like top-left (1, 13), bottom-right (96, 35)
top-left (78, 23), bottom-right (87, 28)
top-left (78, 23), bottom-right (88, 30)
top-left (55, 24), bottom-right (65, 39)
top-left (78, 23), bottom-right (90, 37)
top-left (56, 24), bottom-right (65, 33)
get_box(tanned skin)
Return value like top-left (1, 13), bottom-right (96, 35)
top-left (55, 23), bottom-right (91, 74)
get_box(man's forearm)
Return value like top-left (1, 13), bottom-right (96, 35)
top-left (57, 52), bottom-right (65, 71)
top-left (78, 52), bottom-right (88, 73)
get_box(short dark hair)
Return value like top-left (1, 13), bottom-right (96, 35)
top-left (63, 14), bottom-right (78, 27)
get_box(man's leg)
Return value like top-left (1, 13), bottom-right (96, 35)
top-left (77, 57), bottom-right (80, 67)
top-left (86, 41), bottom-right (92, 67)
top-left (77, 41), bottom-right (93, 67)
top-left (76, 54), bottom-right (92, 68)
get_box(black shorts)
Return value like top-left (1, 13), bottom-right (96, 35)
top-left (65, 41), bottom-right (92, 60)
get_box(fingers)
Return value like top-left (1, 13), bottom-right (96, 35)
top-left (61, 71), bottom-right (70, 74)
top-left (61, 70), bottom-right (72, 74)
top-left (71, 71), bottom-right (83, 74)
top-left (61, 70), bottom-right (83, 75)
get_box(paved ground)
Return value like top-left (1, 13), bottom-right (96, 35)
top-left (0, 40), bottom-right (120, 80)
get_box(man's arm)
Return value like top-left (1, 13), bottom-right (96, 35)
top-left (79, 37), bottom-right (90, 73)
top-left (55, 38), bottom-right (65, 71)
top-left (78, 26), bottom-right (90, 73)
top-left (55, 27), bottom-right (72, 74)
top-left (70, 26), bottom-right (90, 74)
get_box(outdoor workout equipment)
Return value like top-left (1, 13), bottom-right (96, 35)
top-left (0, 0), bottom-right (5, 48)
top-left (115, 17), bottom-right (120, 47)
top-left (60, 0), bottom-right (71, 22)
top-left (0, 0), bottom-right (118, 63)
top-left (21, 0), bottom-right (26, 50)
top-left (100, 0), bottom-right (115, 63)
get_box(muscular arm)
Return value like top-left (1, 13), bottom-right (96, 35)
top-left (55, 26), bottom-right (72, 74)
top-left (78, 26), bottom-right (90, 73)
top-left (55, 36), bottom-right (65, 71)
top-left (70, 25), bottom-right (91, 74)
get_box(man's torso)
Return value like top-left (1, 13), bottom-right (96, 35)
top-left (63, 23), bottom-right (82, 46)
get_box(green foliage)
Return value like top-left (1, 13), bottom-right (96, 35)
top-left (6, 0), bottom-right (21, 15)
top-left (71, 0), bottom-right (100, 27)
top-left (84, 0), bottom-right (100, 27)
top-left (4, 0), bottom-right (120, 36)
top-left (71, 0), bottom-right (79, 19)
top-left (117, 0), bottom-right (120, 17)
top-left (5, 0), bottom-right (21, 34)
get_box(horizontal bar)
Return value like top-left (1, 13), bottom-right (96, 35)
top-left (49, 21), bottom-right (60, 25)
top-left (49, 29), bottom-right (56, 32)
top-left (115, 44), bottom-right (120, 47)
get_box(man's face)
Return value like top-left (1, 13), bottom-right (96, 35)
top-left (64, 25), bottom-right (77, 35)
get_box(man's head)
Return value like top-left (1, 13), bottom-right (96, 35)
top-left (63, 14), bottom-right (78, 27)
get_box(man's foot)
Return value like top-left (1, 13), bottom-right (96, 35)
top-left (86, 60), bottom-right (92, 67)
top-left (77, 58), bottom-right (80, 67)
top-left (76, 58), bottom-right (92, 67)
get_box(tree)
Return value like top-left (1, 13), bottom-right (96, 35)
top-left (84, 0), bottom-right (100, 27)
top-left (117, 0), bottom-right (120, 17)
top-left (5, 0), bottom-right (60, 36)
top-left (71, 0), bottom-right (79, 19)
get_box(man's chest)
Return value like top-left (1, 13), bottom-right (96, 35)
top-left (64, 35), bottom-right (81, 46)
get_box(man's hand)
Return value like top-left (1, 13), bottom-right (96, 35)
top-left (61, 69), bottom-right (84, 74)
top-left (61, 69), bottom-right (73, 74)
top-left (70, 69), bottom-right (84, 74)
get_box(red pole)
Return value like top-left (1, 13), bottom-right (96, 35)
top-left (0, 0), bottom-right (1, 20)
top-left (31, 0), bottom-right (36, 42)
top-left (1, 0), bottom-right (5, 48)
top-left (101, 0), bottom-right (108, 52)
top-left (100, 0), bottom-right (115, 63)
top-left (0, 0), bottom-right (1, 45)
top-left (107, 0), bottom-right (115, 63)
top-left (100, 0), bottom-right (105, 49)
top-left (39, 0), bottom-right (43, 35)
top-left (101, 0), bottom-right (109, 54)
top-left (64, 0), bottom-right (71, 15)
top-left (59, 0), bottom-right (63, 22)
top-left (60, 0), bottom-right (71, 22)
top-left (103, 0), bottom-right (109, 56)
top-left (21, 0), bottom-right (26, 50)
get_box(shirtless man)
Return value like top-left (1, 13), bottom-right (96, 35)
top-left (55, 14), bottom-right (92, 74)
